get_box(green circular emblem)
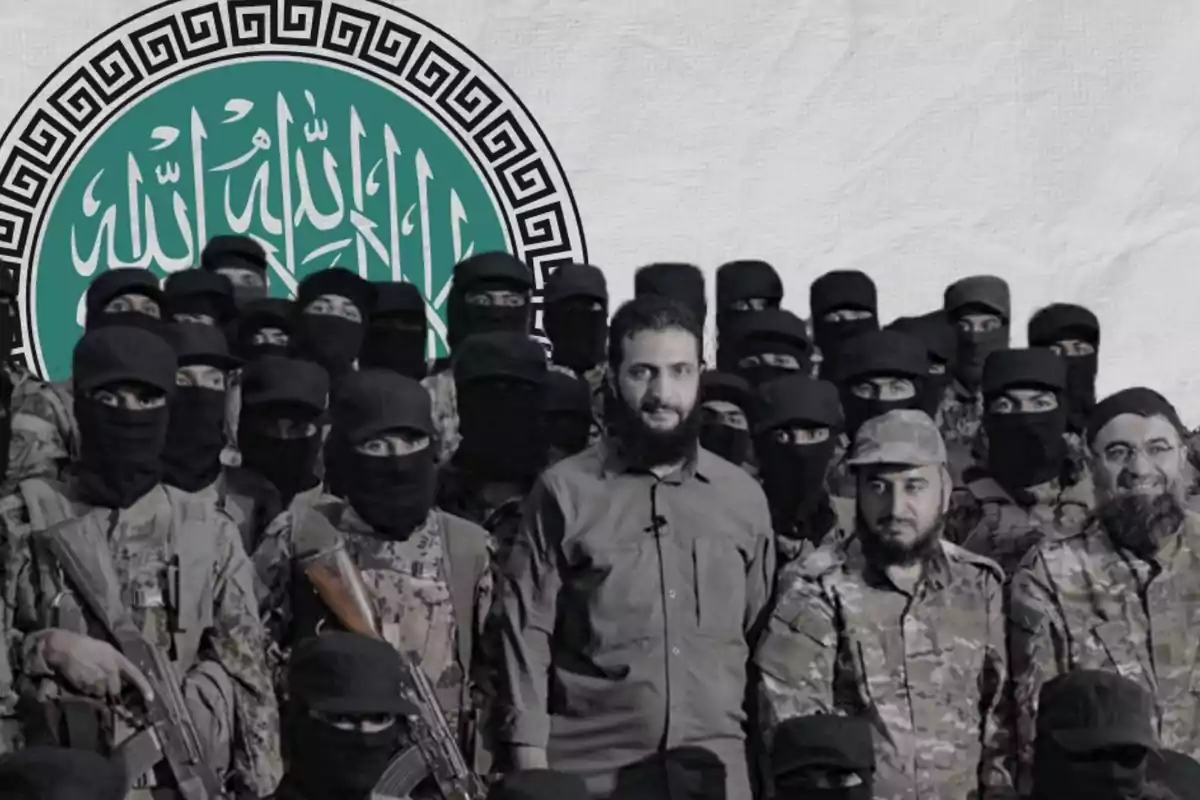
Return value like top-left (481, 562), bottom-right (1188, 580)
top-left (0, 0), bottom-right (587, 380)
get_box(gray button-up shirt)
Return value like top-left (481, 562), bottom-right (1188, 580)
top-left (496, 440), bottom-right (775, 799)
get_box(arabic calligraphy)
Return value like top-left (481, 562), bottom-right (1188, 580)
top-left (53, 61), bottom-right (508, 361)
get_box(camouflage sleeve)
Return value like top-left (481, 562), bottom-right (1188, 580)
top-left (979, 569), bottom-right (1016, 799)
top-left (249, 510), bottom-right (296, 653)
top-left (422, 372), bottom-right (460, 466)
top-left (0, 494), bottom-right (59, 681)
top-left (208, 516), bottom-right (283, 797)
top-left (1007, 552), bottom-right (1066, 795)
top-left (753, 568), bottom-right (839, 739)
top-left (6, 386), bottom-right (71, 486)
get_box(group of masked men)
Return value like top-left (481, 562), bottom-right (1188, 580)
top-left (0, 237), bottom-right (1199, 800)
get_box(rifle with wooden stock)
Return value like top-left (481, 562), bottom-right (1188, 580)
top-left (295, 510), bottom-right (485, 800)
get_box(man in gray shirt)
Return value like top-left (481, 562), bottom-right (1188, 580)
top-left (496, 294), bottom-right (776, 800)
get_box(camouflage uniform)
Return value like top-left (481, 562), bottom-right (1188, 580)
top-left (1008, 513), bottom-right (1200, 791)
top-left (251, 497), bottom-right (493, 768)
top-left (423, 368), bottom-right (460, 466)
top-left (755, 536), bottom-right (1013, 800)
top-left (6, 378), bottom-right (76, 486)
top-left (436, 461), bottom-right (524, 564)
top-left (0, 480), bottom-right (282, 794)
top-left (938, 380), bottom-right (985, 450)
top-left (945, 475), bottom-right (1092, 575)
top-left (206, 466), bottom-right (325, 557)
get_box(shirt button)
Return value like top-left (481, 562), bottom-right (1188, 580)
top-left (672, 646), bottom-right (681, 656)
top-left (668, 590), bottom-right (677, 599)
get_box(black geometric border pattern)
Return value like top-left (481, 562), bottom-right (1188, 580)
top-left (0, 0), bottom-right (586, 373)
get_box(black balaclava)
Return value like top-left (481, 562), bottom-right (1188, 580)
top-left (944, 275), bottom-right (1011, 392)
top-left (162, 323), bottom-right (241, 492)
top-left (698, 371), bottom-right (755, 466)
top-left (360, 281), bottom-right (428, 380)
top-left (543, 263), bottom-right (608, 374)
top-left (330, 370), bottom-right (437, 538)
top-left (887, 311), bottom-right (958, 416)
top-left (754, 375), bottom-right (843, 530)
top-left (232, 298), bottom-right (295, 361)
top-left (284, 633), bottom-right (412, 800)
top-left (982, 348), bottom-right (1069, 491)
top-left (237, 356), bottom-right (329, 500)
top-left (293, 267), bottom-right (374, 382)
top-left (1029, 303), bottom-right (1100, 435)
top-left (771, 714), bottom-right (875, 800)
top-left (454, 332), bottom-right (548, 481)
top-left (201, 234), bottom-right (269, 308)
top-left (84, 269), bottom-right (166, 335)
top-left (545, 369), bottom-right (593, 460)
top-left (719, 308), bottom-right (812, 389)
top-left (715, 259), bottom-right (783, 337)
top-left (164, 269), bottom-right (235, 327)
top-left (1033, 670), bottom-right (1156, 800)
top-left (634, 262), bottom-right (708, 332)
top-left (810, 270), bottom-right (879, 379)
top-left (447, 251), bottom-right (533, 351)
top-left (835, 330), bottom-right (929, 437)
top-left (73, 326), bottom-right (177, 509)
top-left (0, 746), bottom-right (127, 800)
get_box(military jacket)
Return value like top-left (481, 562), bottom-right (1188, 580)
top-left (6, 378), bottom-right (76, 486)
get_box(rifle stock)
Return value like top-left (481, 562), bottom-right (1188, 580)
top-left (298, 535), bottom-right (484, 800)
top-left (38, 512), bottom-right (225, 800)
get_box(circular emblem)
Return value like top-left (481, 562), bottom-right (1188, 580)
top-left (0, 0), bottom-right (586, 380)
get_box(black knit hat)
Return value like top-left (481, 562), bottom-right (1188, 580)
top-left (982, 348), bottom-right (1066, 398)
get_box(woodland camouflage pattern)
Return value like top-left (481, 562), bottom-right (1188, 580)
top-left (1008, 512), bottom-right (1200, 792)
top-left (755, 536), bottom-right (1013, 800)
top-left (945, 475), bottom-right (1092, 575)
top-left (6, 379), bottom-right (76, 486)
top-left (0, 482), bottom-right (282, 794)
top-left (251, 499), bottom-right (494, 735)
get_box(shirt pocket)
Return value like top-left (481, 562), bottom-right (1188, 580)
top-left (573, 540), bottom-right (663, 651)
top-left (1090, 619), bottom-right (1148, 682)
top-left (693, 537), bottom-right (745, 640)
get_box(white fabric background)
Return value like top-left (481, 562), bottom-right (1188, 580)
top-left (5, 1), bottom-right (1200, 421)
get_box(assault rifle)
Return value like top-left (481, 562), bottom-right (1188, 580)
top-left (39, 511), bottom-right (225, 800)
top-left (295, 510), bottom-right (485, 800)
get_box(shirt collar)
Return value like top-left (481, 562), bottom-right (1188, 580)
top-left (600, 437), bottom-right (711, 484)
top-left (844, 530), bottom-right (953, 594)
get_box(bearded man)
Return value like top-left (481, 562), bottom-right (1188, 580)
top-left (1009, 387), bottom-right (1200, 792)
top-left (496, 294), bottom-right (775, 800)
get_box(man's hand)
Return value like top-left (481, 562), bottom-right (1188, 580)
top-left (509, 746), bottom-right (548, 771)
top-left (40, 629), bottom-right (154, 701)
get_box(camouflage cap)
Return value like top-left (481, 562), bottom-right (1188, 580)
top-left (846, 408), bottom-right (947, 468)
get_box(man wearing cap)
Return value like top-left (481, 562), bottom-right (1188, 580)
top-left (222, 297), bottom-right (297, 468)
top-left (291, 266), bottom-right (375, 384)
top-left (543, 263), bottom-right (609, 425)
top-left (942, 275), bottom-right (1012, 447)
top-left (886, 311), bottom-right (958, 421)
top-left (946, 348), bottom-right (1093, 574)
top-left (1009, 387), bottom-right (1200, 789)
top-left (7, 268), bottom-right (166, 486)
top-left (423, 251), bottom-right (535, 465)
top-left (222, 355), bottom-right (329, 554)
top-left (826, 329), bottom-right (931, 497)
top-left (1032, 670), bottom-right (1162, 800)
top-left (361, 280), bottom-right (429, 380)
top-left (164, 268), bottom-right (236, 328)
top-left (715, 259), bottom-right (784, 342)
top-left (0, 325), bottom-right (281, 796)
top-left (756, 409), bottom-right (1012, 800)
top-left (253, 369), bottom-right (493, 778)
top-left (698, 370), bottom-right (758, 474)
top-left (161, 323), bottom-right (243, 497)
top-left (718, 307), bottom-right (813, 390)
top-left (1028, 303), bottom-right (1100, 441)
top-left (769, 715), bottom-right (875, 800)
top-left (436, 333), bottom-right (551, 561)
top-left (496, 294), bottom-right (774, 800)
top-left (273, 632), bottom-right (420, 800)
top-left (809, 270), bottom-right (879, 381)
top-left (201, 234), bottom-right (271, 308)
top-left (754, 374), bottom-right (854, 568)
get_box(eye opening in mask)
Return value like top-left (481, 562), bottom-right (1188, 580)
top-left (104, 292), bottom-right (161, 319)
top-left (243, 403), bottom-right (321, 439)
top-left (304, 293), bottom-right (363, 323)
top-left (821, 307), bottom-right (875, 324)
top-left (464, 289), bottom-right (528, 308)
top-left (849, 374), bottom-right (916, 402)
top-left (987, 386), bottom-right (1059, 415)
top-left (89, 381), bottom-right (168, 410)
top-left (307, 708), bottom-right (399, 733)
top-left (352, 428), bottom-right (430, 457)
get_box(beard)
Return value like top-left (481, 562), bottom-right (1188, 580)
top-left (858, 508), bottom-right (943, 567)
top-left (609, 392), bottom-right (703, 470)
top-left (1098, 491), bottom-right (1185, 559)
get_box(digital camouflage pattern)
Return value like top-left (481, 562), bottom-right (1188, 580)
top-left (945, 475), bottom-right (1092, 575)
top-left (251, 498), bottom-right (493, 738)
top-left (423, 368), bottom-right (461, 466)
top-left (0, 481), bottom-right (282, 795)
top-left (6, 378), bottom-right (76, 487)
top-left (1008, 513), bottom-right (1200, 792)
top-left (755, 536), bottom-right (1013, 800)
